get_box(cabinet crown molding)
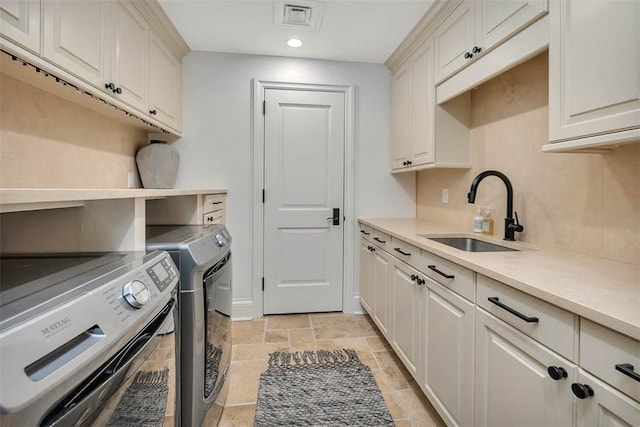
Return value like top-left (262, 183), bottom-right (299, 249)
top-left (385, 0), bottom-right (460, 74)
top-left (130, 0), bottom-right (190, 58)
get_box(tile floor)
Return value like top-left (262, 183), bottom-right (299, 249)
top-left (218, 312), bottom-right (445, 427)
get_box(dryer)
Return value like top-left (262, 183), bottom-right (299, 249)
top-left (147, 225), bottom-right (232, 427)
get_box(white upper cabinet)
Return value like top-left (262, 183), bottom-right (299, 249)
top-left (435, 0), bottom-right (547, 84)
top-left (43, 0), bottom-right (150, 113)
top-left (111, 0), bottom-right (149, 114)
top-left (8, 0), bottom-right (186, 135)
top-left (434, 0), bottom-right (475, 84)
top-left (43, 0), bottom-right (110, 88)
top-left (149, 30), bottom-right (182, 131)
top-left (392, 38), bottom-right (435, 171)
top-left (391, 62), bottom-right (412, 169)
top-left (0, 0), bottom-right (40, 53)
top-left (546, 0), bottom-right (640, 152)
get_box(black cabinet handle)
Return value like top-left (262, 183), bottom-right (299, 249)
top-left (417, 277), bottom-right (425, 286)
top-left (464, 51), bottom-right (473, 59)
top-left (207, 216), bottom-right (213, 222)
top-left (427, 265), bottom-right (454, 280)
top-left (472, 46), bottom-right (482, 54)
top-left (548, 366), bottom-right (568, 381)
top-left (211, 201), bottom-right (223, 205)
top-left (616, 363), bottom-right (640, 383)
top-left (374, 237), bottom-right (386, 244)
top-left (150, 109), bottom-right (158, 115)
top-left (114, 87), bottom-right (122, 94)
top-left (407, 160), bottom-right (412, 165)
top-left (487, 297), bottom-right (539, 323)
top-left (105, 82), bottom-right (116, 91)
top-left (410, 274), bottom-right (418, 282)
top-left (360, 230), bottom-right (370, 235)
top-left (394, 248), bottom-right (411, 256)
top-left (571, 383), bottom-right (594, 399)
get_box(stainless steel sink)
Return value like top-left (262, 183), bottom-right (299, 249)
top-left (420, 236), bottom-right (519, 252)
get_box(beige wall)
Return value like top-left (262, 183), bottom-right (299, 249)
top-left (0, 73), bottom-right (147, 188)
top-left (416, 52), bottom-right (640, 264)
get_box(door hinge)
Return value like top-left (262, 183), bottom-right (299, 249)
top-left (263, 100), bottom-right (265, 115)
top-left (262, 189), bottom-right (265, 203)
top-left (262, 277), bottom-right (265, 291)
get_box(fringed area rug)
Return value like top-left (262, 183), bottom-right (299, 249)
top-left (107, 369), bottom-right (169, 427)
top-left (254, 348), bottom-right (395, 426)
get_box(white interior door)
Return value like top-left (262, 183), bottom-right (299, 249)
top-left (263, 88), bottom-right (345, 314)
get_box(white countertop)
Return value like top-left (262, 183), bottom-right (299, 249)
top-left (359, 218), bottom-right (640, 341)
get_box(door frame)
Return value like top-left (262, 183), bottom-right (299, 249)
top-left (251, 79), bottom-right (355, 319)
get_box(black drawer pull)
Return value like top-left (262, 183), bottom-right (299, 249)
top-left (394, 248), bottom-right (411, 256)
top-left (360, 230), bottom-right (370, 235)
top-left (487, 297), bottom-right (539, 323)
top-left (211, 201), bottom-right (223, 205)
top-left (427, 265), bottom-right (454, 279)
top-left (374, 237), bottom-right (386, 244)
top-left (616, 364), bottom-right (640, 383)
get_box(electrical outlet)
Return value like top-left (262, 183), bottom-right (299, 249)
top-left (128, 172), bottom-right (135, 188)
top-left (442, 188), bottom-right (449, 204)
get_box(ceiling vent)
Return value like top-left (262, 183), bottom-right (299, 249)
top-left (274, 0), bottom-right (324, 31)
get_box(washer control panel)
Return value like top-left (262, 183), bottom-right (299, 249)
top-left (146, 257), bottom-right (177, 292)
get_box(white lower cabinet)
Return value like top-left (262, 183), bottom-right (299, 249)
top-left (391, 258), bottom-right (422, 378)
top-left (359, 236), bottom-right (391, 338)
top-left (420, 278), bottom-right (474, 427)
top-left (573, 369), bottom-right (640, 427)
top-left (475, 308), bottom-right (577, 426)
top-left (372, 247), bottom-right (392, 337)
top-left (359, 238), bottom-right (374, 314)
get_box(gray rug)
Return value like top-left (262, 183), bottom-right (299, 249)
top-left (107, 369), bottom-right (169, 427)
top-left (254, 348), bottom-right (395, 426)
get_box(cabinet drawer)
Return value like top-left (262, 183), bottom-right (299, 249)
top-left (421, 250), bottom-right (475, 302)
top-left (371, 229), bottom-right (391, 252)
top-left (391, 237), bottom-right (422, 270)
top-left (359, 224), bottom-right (374, 242)
top-left (203, 210), bottom-right (224, 225)
top-left (203, 194), bottom-right (225, 214)
top-left (477, 275), bottom-right (577, 361)
top-left (581, 319), bottom-right (640, 402)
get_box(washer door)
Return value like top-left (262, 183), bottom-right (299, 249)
top-left (40, 299), bottom-right (178, 427)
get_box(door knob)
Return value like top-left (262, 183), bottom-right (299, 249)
top-left (327, 208), bottom-right (340, 226)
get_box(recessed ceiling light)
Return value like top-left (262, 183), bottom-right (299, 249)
top-left (287, 38), bottom-right (303, 48)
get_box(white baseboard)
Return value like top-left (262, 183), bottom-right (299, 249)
top-left (231, 298), bottom-right (258, 321)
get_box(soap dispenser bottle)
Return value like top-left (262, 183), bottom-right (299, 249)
top-left (482, 206), bottom-right (494, 235)
top-left (473, 208), bottom-right (483, 233)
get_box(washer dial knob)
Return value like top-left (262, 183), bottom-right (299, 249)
top-left (122, 280), bottom-right (150, 308)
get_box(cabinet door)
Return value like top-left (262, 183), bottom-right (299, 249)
top-left (149, 31), bottom-right (182, 131)
top-left (359, 239), bottom-right (374, 315)
top-left (391, 62), bottom-right (411, 170)
top-left (421, 279), bottom-right (474, 427)
top-left (549, 0), bottom-right (640, 142)
top-left (434, 0), bottom-right (475, 83)
top-left (111, 0), bottom-right (148, 113)
top-left (477, 0), bottom-right (547, 52)
top-left (0, 0), bottom-right (40, 53)
top-left (43, 0), bottom-right (110, 88)
top-left (574, 370), bottom-right (640, 427)
top-left (372, 247), bottom-right (391, 337)
top-left (475, 309), bottom-right (576, 427)
top-left (391, 259), bottom-right (421, 378)
top-left (410, 39), bottom-right (435, 167)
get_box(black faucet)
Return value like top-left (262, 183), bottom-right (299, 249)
top-left (467, 170), bottom-right (524, 241)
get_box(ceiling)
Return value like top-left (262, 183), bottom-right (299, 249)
top-left (157, 0), bottom-right (435, 64)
